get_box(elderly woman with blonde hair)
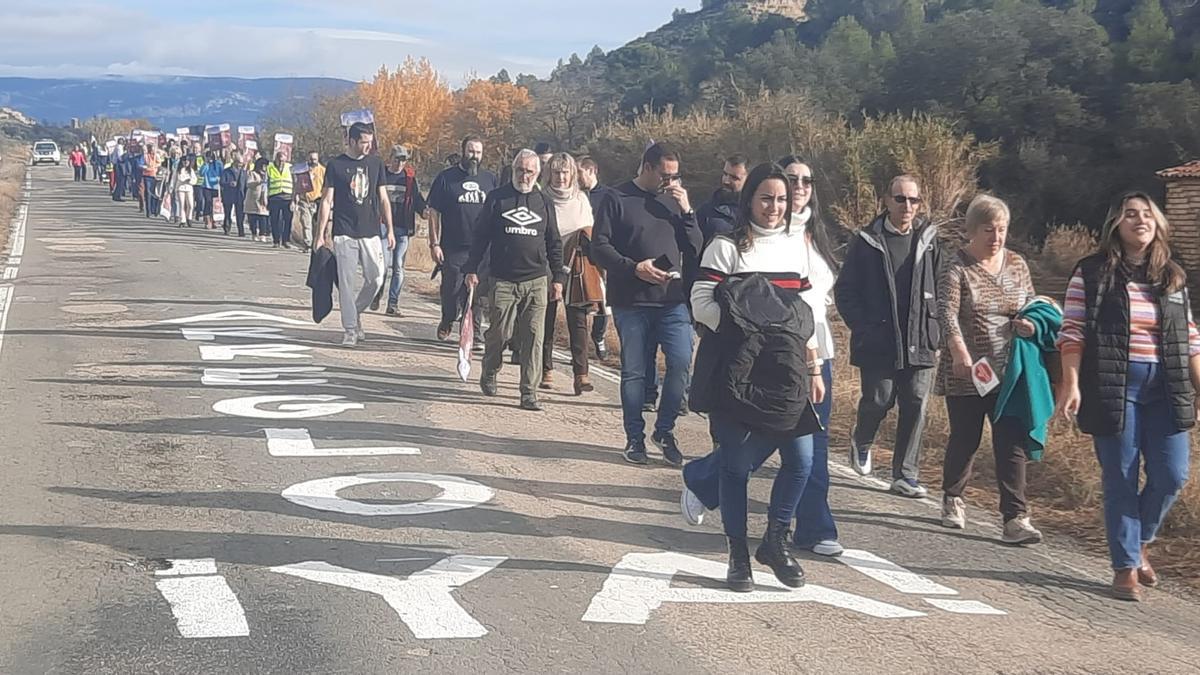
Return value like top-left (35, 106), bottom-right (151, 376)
top-left (540, 152), bottom-right (606, 395)
top-left (936, 194), bottom-right (1043, 544)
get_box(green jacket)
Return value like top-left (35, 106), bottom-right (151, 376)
top-left (993, 298), bottom-right (1063, 461)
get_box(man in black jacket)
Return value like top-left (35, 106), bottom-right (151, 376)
top-left (697, 154), bottom-right (747, 246)
top-left (578, 156), bottom-right (613, 359)
top-left (591, 142), bottom-right (703, 465)
top-left (465, 149), bottom-right (565, 411)
top-left (834, 175), bottom-right (942, 498)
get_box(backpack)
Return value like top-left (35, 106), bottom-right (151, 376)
top-left (701, 273), bottom-right (818, 435)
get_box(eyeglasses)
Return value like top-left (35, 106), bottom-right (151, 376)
top-left (659, 173), bottom-right (681, 182)
top-left (786, 175), bottom-right (814, 187)
top-left (893, 195), bottom-right (923, 205)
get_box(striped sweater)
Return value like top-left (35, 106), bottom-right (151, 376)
top-left (1058, 272), bottom-right (1200, 362)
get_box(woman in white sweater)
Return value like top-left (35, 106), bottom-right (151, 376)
top-left (687, 162), bottom-right (826, 592)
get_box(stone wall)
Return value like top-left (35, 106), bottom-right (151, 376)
top-left (1164, 180), bottom-right (1200, 311)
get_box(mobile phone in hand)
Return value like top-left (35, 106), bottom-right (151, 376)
top-left (653, 254), bottom-right (682, 279)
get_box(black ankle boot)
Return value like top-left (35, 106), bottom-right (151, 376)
top-left (727, 537), bottom-right (753, 593)
top-left (755, 521), bottom-right (806, 588)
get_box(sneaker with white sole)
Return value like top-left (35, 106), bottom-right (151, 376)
top-left (1002, 516), bottom-right (1043, 545)
top-left (680, 486), bottom-right (706, 526)
top-left (941, 496), bottom-right (966, 529)
top-left (356, 326), bottom-right (366, 342)
top-left (810, 540), bottom-right (845, 557)
top-left (850, 444), bottom-right (873, 475)
top-left (341, 331), bottom-right (357, 347)
top-left (890, 478), bottom-right (928, 498)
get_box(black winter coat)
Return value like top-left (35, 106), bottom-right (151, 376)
top-left (833, 213), bottom-right (943, 370)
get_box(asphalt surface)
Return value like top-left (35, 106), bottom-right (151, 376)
top-left (3, 168), bottom-right (1200, 675)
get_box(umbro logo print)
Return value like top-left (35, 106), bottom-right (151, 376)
top-left (502, 207), bottom-right (542, 227)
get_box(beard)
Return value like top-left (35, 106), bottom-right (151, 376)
top-left (462, 157), bottom-right (480, 176)
top-left (716, 186), bottom-right (740, 204)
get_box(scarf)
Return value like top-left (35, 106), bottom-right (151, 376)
top-left (547, 184), bottom-right (593, 239)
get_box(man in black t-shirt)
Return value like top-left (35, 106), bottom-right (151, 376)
top-left (427, 135), bottom-right (497, 344)
top-left (314, 122), bottom-right (395, 347)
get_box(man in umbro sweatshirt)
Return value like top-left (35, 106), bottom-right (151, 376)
top-left (466, 149), bottom-right (565, 411)
top-left (591, 142), bottom-right (703, 466)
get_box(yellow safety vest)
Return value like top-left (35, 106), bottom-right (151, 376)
top-left (267, 163), bottom-right (292, 197)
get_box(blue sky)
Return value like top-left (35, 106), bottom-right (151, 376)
top-left (0, 0), bottom-right (697, 82)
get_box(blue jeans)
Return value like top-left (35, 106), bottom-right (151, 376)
top-left (683, 361), bottom-right (838, 544)
top-left (387, 235), bottom-right (410, 306)
top-left (143, 176), bottom-right (158, 218)
top-left (713, 414), bottom-right (815, 540)
top-left (612, 303), bottom-right (692, 443)
top-left (1093, 361), bottom-right (1191, 570)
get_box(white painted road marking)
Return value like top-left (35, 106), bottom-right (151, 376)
top-left (213, 394), bottom-right (364, 419)
top-left (924, 598), bottom-right (1007, 615)
top-left (182, 326), bottom-right (290, 341)
top-left (837, 549), bottom-right (958, 596)
top-left (201, 366), bottom-right (328, 386)
top-left (271, 556), bottom-right (506, 639)
top-left (0, 170), bottom-right (30, 364)
top-left (199, 343), bottom-right (313, 361)
top-left (162, 309), bottom-right (309, 325)
top-left (263, 428), bottom-right (421, 457)
top-left (582, 552), bottom-right (925, 624)
top-left (153, 558), bottom-right (250, 638)
top-left (281, 473), bottom-right (494, 516)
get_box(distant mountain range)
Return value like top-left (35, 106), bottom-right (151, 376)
top-left (0, 76), bottom-right (356, 130)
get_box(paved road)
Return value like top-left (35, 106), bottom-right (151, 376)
top-left (2, 168), bottom-right (1200, 675)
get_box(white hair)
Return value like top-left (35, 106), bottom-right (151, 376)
top-left (512, 148), bottom-right (540, 172)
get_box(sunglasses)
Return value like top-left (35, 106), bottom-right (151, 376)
top-left (893, 195), bottom-right (923, 205)
top-left (786, 175), bottom-right (814, 187)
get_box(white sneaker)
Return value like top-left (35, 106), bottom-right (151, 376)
top-left (811, 540), bottom-right (844, 557)
top-left (680, 486), bottom-right (706, 526)
top-left (941, 496), bottom-right (966, 529)
top-left (1002, 516), bottom-right (1043, 545)
top-left (341, 331), bottom-right (357, 347)
top-left (891, 478), bottom-right (928, 498)
top-left (356, 326), bottom-right (366, 342)
top-left (850, 444), bottom-right (873, 475)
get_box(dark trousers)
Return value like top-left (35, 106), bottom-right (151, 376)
top-left (542, 300), bottom-right (590, 377)
top-left (853, 366), bottom-right (935, 481)
top-left (222, 189), bottom-right (246, 235)
top-left (92, 163), bottom-right (104, 181)
top-left (113, 166), bottom-right (126, 200)
top-left (268, 195), bottom-right (293, 244)
top-left (248, 214), bottom-right (268, 237)
top-left (941, 393), bottom-right (1028, 521)
top-left (714, 414), bottom-right (815, 540)
top-left (72, 165), bottom-right (85, 181)
top-left (438, 247), bottom-right (483, 336)
top-left (143, 177), bottom-right (158, 218)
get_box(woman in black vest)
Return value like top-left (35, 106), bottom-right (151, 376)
top-left (1056, 191), bottom-right (1200, 602)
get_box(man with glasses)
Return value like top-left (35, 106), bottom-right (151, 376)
top-left (295, 150), bottom-right (326, 252)
top-left (835, 175), bottom-right (943, 498)
top-left (591, 142), bottom-right (703, 466)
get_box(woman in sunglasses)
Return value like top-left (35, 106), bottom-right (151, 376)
top-left (1056, 192), bottom-right (1199, 601)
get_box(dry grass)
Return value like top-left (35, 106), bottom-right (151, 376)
top-left (0, 139), bottom-right (28, 254)
top-left (1040, 223), bottom-right (1099, 277)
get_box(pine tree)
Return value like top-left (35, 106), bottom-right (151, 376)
top-left (1124, 0), bottom-right (1174, 78)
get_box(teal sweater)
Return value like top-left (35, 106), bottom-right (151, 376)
top-left (992, 298), bottom-right (1062, 461)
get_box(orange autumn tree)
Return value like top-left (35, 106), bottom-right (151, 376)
top-left (447, 78), bottom-right (533, 167)
top-left (358, 57), bottom-right (454, 159)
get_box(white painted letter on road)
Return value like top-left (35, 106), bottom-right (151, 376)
top-left (837, 549), bottom-right (957, 596)
top-left (582, 552), bottom-right (925, 625)
top-left (162, 310), bottom-right (308, 325)
top-left (263, 428), bottom-right (421, 457)
top-left (154, 558), bottom-right (250, 638)
top-left (213, 395), bottom-right (363, 419)
top-left (199, 344), bottom-right (313, 361)
top-left (202, 366), bottom-right (328, 386)
top-left (271, 556), bottom-right (505, 639)
top-left (181, 326), bottom-right (288, 341)
top-left (281, 473), bottom-right (494, 516)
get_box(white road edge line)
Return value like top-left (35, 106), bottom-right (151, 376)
top-left (0, 168), bottom-right (31, 364)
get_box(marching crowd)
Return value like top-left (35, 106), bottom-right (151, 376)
top-left (86, 122), bottom-right (1200, 602)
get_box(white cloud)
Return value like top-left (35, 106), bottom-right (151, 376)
top-left (0, 0), bottom-right (691, 81)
